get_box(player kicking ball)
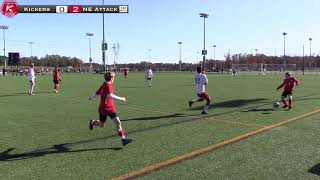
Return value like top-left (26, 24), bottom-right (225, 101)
top-left (276, 72), bottom-right (299, 110)
top-left (89, 71), bottom-right (132, 146)
top-left (188, 67), bottom-right (212, 114)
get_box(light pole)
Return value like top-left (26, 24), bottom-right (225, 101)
top-left (102, 0), bottom-right (106, 72)
top-left (213, 45), bottom-right (216, 61)
top-left (148, 49), bottom-right (151, 64)
top-left (255, 49), bottom-right (258, 55)
top-left (309, 38), bottom-right (312, 57)
top-left (302, 45), bottom-right (305, 75)
top-left (86, 33), bottom-right (94, 72)
top-left (199, 13), bottom-right (209, 67)
top-left (178, 42), bottom-right (182, 71)
top-left (0, 25), bottom-right (8, 70)
top-left (28, 42), bottom-right (34, 57)
top-left (282, 32), bottom-right (287, 70)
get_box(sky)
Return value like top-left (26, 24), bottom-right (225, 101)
top-left (1, 0), bottom-right (320, 64)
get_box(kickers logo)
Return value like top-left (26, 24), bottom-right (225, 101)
top-left (1, 0), bottom-right (18, 17)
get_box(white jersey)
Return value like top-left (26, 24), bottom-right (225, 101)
top-left (195, 73), bottom-right (208, 94)
top-left (145, 69), bottom-right (153, 78)
top-left (28, 67), bottom-right (35, 81)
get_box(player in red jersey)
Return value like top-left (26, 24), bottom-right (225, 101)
top-left (53, 66), bottom-right (61, 93)
top-left (123, 68), bottom-right (128, 79)
top-left (88, 72), bottom-right (132, 146)
top-left (276, 72), bottom-right (299, 110)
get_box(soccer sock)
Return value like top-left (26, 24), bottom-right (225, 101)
top-left (282, 99), bottom-right (287, 106)
top-left (289, 99), bottom-right (292, 107)
top-left (192, 99), bottom-right (202, 103)
top-left (203, 105), bottom-right (210, 111)
top-left (118, 130), bottom-right (126, 139)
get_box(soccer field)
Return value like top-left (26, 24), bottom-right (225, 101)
top-left (1, 72), bottom-right (320, 179)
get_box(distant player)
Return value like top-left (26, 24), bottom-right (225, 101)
top-left (28, 63), bottom-right (37, 95)
top-left (188, 67), bottom-right (212, 114)
top-left (89, 72), bottom-right (132, 146)
top-left (53, 66), bottom-right (61, 93)
top-left (145, 66), bottom-right (153, 87)
top-left (276, 72), bottom-right (299, 110)
top-left (123, 68), bottom-right (128, 79)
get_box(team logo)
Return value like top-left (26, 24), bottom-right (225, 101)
top-left (1, 0), bottom-right (18, 17)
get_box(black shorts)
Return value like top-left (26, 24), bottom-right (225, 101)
top-left (282, 91), bottom-right (292, 97)
top-left (147, 78), bottom-right (152, 80)
top-left (53, 80), bottom-right (59, 84)
top-left (99, 113), bottom-right (117, 123)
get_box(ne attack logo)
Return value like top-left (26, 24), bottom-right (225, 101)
top-left (1, 0), bottom-right (18, 17)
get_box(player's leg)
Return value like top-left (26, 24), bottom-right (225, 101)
top-left (202, 93), bottom-right (212, 114)
top-left (281, 92), bottom-right (288, 108)
top-left (89, 114), bottom-right (106, 130)
top-left (110, 113), bottom-right (132, 146)
top-left (288, 94), bottom-right (293, 109)
top-left (189, 95), bottom-right (204, 107)
top-left (147, 78), bottom-right (152, 87)
top-left (29, 80), bottom-right (35, 95)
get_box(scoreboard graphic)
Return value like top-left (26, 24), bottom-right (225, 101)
top-left (1, 0), bottom-right (128, 17)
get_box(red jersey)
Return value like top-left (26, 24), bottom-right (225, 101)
top-left (53, 69), bottom-right (60, 80)
top-left (123, 68), bottom-right (128, 75)
top-left (96, 81), bottom-right (116, 114)
top-left (279, 77), bottom-right (298, 92)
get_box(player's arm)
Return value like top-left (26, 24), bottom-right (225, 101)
top-left (89, 84), bottom-right (103, 101)
top-left (295, 78), bottom-right (299, 86)
top-left (276, 81), bottom-right (285, 90)
top-left (204, 75), bottom-right (208, 85)
top-left (107, 93), bottom-right (126, 102)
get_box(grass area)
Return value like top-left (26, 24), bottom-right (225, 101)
top-left (0, 72), bottom-right (320, 179)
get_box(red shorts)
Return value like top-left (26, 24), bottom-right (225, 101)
top-left (197, 92), bottom-right (211, 101)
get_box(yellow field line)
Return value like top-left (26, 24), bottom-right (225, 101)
top-left (111, 108), bottom-right (320, 180)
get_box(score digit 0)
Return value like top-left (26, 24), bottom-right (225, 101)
top-left (69, 5), bottom-right (81, 13)
top-left (56, 6), bottom-right (68, 13)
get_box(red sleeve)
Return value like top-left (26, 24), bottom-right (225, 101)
top-left (294, 78), bottom-right (299, 85)
top-left (96, 83), bottom-right (105, 95)
top-left (277, 80), bottom-right (285, 89)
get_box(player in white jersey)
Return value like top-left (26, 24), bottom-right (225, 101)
top-left (188, 67), bottom-right (212, 114)
top-left (145, 66), bottom-right (153, 87)
top-left (28, 63), bottom-right (37, 95)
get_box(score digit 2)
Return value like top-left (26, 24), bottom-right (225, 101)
top-left (69, 5), bottom-right (81, 13)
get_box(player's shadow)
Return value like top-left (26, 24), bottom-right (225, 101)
top-left (242, 108), bottom-right (274, 112)
top-left (190, 98), bottom-right (268, 110)
top-left (0, 92), bottom-right (52, 98)
top-left (308, 163), bottom-right (320, 176)
top-left (122, 113), bottom-right (186, 121)
top-left (0, 144), bottom-right (122, 161)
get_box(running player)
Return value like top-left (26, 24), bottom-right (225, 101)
top-left (123, 68), bottom-right (128, 79)
top-left (28, 63), bottom-right (37, 95)
top-left (89, 71), bottom-right (132, 146)
top-left (276, 72), bottom-right (299, 110)
top-left (188, 66), bottom-right (212, 114)
top-left (53, 66), bottom-right (61, 93)
top-left (145, 66), bottom-right (153, 87)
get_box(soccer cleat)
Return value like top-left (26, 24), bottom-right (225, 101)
top-left (288, 106), bottom-right (292, 110)
top-left (282, 105), bottom-right (288, 108)
top-left (188, 101), bottom-right (193, 107)
top-left (122, 138), bottom-right (133, 146)
top-left (201, 111), bottom-right (208, 114)
top-left (89, 119), bottom-right (94, 130)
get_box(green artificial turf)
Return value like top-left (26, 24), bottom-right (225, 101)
top-left (0, 72), bottom-right (319, 179)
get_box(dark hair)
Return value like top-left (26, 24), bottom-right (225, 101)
top-left (196, 67), bottom-right (202, 73)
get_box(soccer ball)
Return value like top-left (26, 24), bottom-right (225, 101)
top-left (273, 102), bottom-right (280, 108)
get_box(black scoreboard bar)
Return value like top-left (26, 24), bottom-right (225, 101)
top-left (18, 5), bottom-right (129, 13)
